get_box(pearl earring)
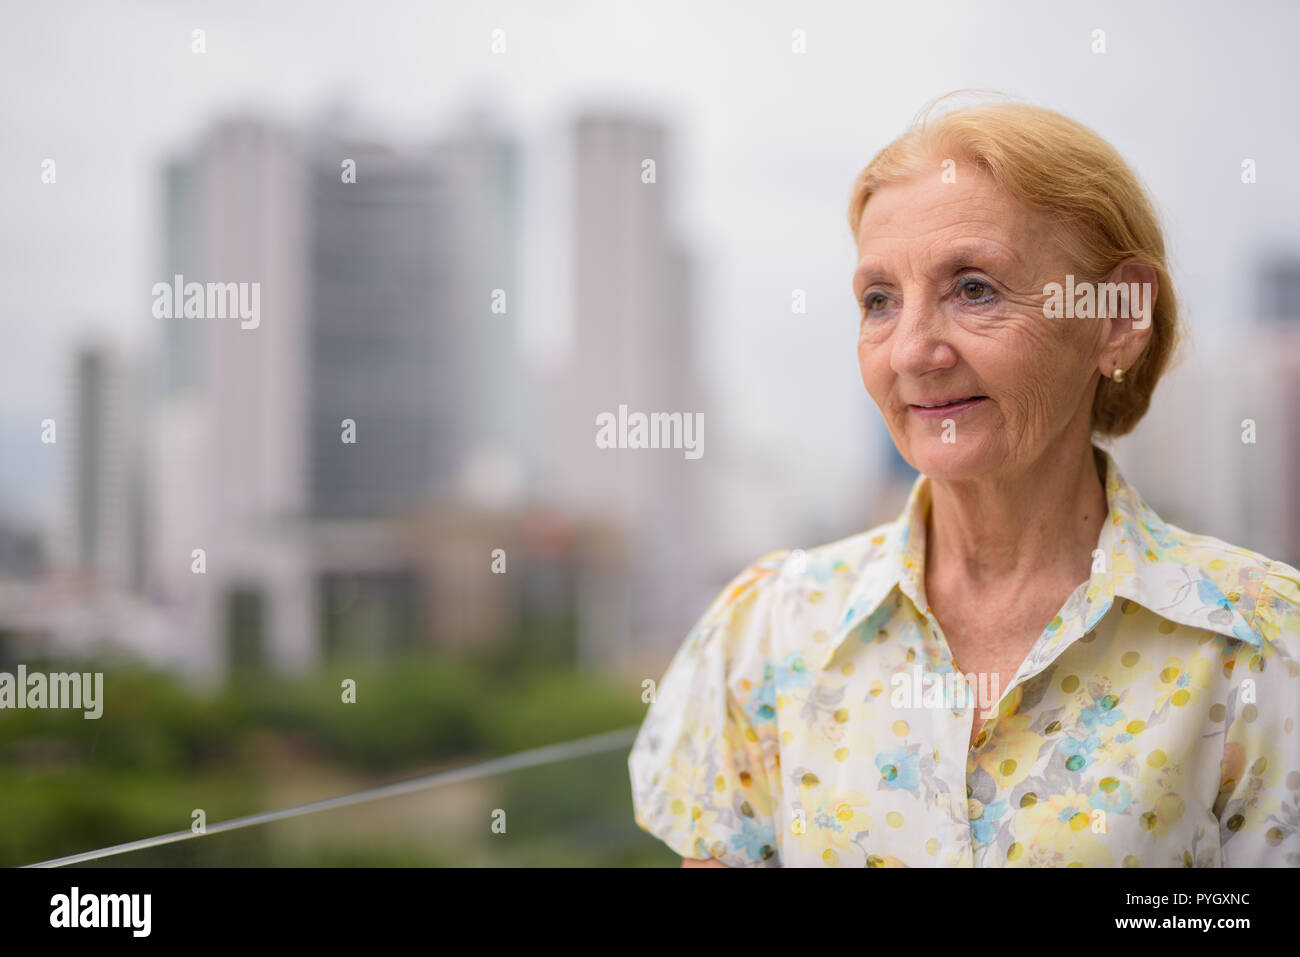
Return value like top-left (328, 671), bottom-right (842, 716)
top-left (1112, 367), bottom-right (1126, 383)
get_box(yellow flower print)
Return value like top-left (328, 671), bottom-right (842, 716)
top-left (684, 803), bottom-right (720, 840)
top-left (1013, 787), bottom-right (1105, 857)
top-left (1109, 550), bottom-right (1137, 579)
top-left (972, 711), bottom-right (1039, 789)
top-left (789, 785), bottom-right (873, 867)
top-left (1154, 655), bottom-right (1214, 711)
top-left (1099, 713), bottom-right (1150, 764)
top-left (666, 749), bottom-right (744, 816)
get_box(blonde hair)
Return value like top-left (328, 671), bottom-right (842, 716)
top-left (847, 92), bottom-right (1182, 438)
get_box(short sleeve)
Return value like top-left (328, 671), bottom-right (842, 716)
top-left (1216, 559), bottom-right (1300, 867)
top-left (628, 550), bottom-right (789, 867)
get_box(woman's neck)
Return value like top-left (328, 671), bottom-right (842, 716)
top-left (923, 441), bottom-right (1109, 600)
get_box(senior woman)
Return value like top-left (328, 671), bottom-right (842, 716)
top-left (628, 98), bottom-right (1300, 867)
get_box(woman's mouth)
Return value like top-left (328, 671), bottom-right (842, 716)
top-left (908, 396), bottom-right (987, 418)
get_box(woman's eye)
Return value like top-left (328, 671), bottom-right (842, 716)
top-left (958, 278), bottom-right (994, 302)
top-left (862, 292), bottom-right (888, 312)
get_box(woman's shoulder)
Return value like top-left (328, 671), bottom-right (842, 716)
top-left (679, 519), bottom-right (904, 674)
top-left (707, 519), bottom-right (901, 614)
top-left (1157, 519), bottom-right (1300, 658)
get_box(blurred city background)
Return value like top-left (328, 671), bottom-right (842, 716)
top-left (0, 0), bottom-right (1297, 866)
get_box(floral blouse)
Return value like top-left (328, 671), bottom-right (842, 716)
top-left (628, 446), bottom-right (1300, 867)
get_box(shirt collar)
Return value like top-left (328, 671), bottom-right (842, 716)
top-left (814, 445), bottom-right (1262, 671)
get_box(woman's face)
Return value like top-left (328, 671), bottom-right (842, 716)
top-left (853, 161), bottom-right (1106, 481)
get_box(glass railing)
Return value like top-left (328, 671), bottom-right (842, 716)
top-left (1, 653), bottom-right (681, 868)
top-left (21, 728), bottom-right (678, 868)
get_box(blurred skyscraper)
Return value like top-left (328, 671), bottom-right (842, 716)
top-left (144, 117), bottom-right (310, 678)
top-left (145, 109), bottom-right (525, 679)
top-left (0, 336), bottom-right (173, 668)
top-left (433, 108), bottom-right (526, 508)
top-left (307, 108), bottom-right (524, 516)
top-left (306, 135), bottom-right (445, 515)
top-left (61, 340), bottom-right (145, 594)
top-left (549, 110), bottom-right (705, 666)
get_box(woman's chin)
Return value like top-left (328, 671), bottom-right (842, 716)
top-left (901, 438), bottom-right (999, 479)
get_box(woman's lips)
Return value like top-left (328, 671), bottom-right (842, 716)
top-left (908, 396), bottom-right (987, 419)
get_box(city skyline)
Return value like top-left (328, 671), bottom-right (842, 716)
top-left (3, 2), bottom-right (1299, 682)
top-left (6, 102), bottom-right (739, 679)
top-left (6, 1), bottom-right (1299, 537)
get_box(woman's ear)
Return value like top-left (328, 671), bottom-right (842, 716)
top-left (1099, 259), bottom-right (1157, 375)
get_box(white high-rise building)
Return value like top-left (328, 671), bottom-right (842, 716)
top-left (551, 110), bottom-right (706, 666)
top-left (148, 117), bottom-right (314, 681)
top-left (432, 107), bottom-right (527, 507)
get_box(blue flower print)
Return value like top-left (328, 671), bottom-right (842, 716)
top-left (745, 665), bottom-right (778, 726)
top-left (875, 747), bottom-right (921, 791)
top-left (813, 806), bottom-right (845, 834)
top-left (729, 814), bottom-right (777, 862)
top-left (1197, 577), bottom-right (1233, 613)
top-left (775, 651), bottom-right (813, 694)
top-left (1058, 731), bottom-right (1101, 773)
top-left (1079, 693), bottom-right (1125, 730)
top-left (971, 798), bottom-right (1008, 845)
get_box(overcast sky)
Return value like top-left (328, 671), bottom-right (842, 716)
top-left (2, 0), bottom-right (1297, 531)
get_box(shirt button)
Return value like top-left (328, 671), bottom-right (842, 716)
top-left (968, 798), bottom-right (984, 820)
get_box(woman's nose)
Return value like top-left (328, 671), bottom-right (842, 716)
top-left (889, 298), bottom-right (954, 377)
